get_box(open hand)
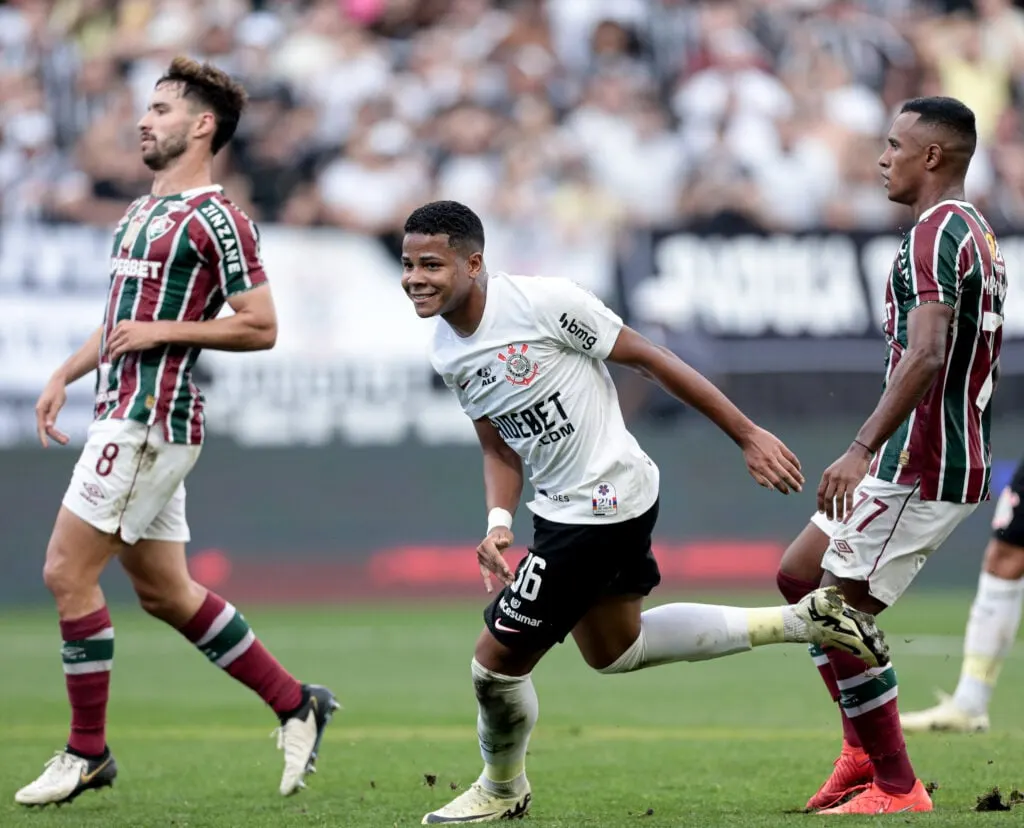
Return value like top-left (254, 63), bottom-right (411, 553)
top-left (741, 426), bottom-right (804, 494)
top-left (476, 527), bottom-right (515, 593)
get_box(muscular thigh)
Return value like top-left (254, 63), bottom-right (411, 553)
top-left (779, 521), bottom-right (831, 582)
top-left (45, 505), bottom-right (123, 586)
top-left (571, 594), bottom-right (644, 670)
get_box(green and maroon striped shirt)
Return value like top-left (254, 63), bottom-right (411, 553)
top-left (870, 200), bottom-right (1007, 503)
top-left (95, 185), bottom-right (267, 444)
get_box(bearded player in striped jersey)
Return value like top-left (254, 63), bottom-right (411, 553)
top-left (16, 58), bottom-right (338, 808)
top-left (402, 201), bottom-right (891, 825)
top-left (774, 97), bottom-right (1007, 815)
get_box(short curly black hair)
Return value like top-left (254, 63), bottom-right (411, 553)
top-left (404, 201), bottom-right (485, 254)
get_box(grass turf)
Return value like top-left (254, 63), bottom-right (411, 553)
top-left (2, 590), bottom-right (1022, 826)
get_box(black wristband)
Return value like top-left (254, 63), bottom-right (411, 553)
top-left (853, 439), bottom-right (875, 455)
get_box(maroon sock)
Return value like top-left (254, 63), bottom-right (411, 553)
top-left (776, 572), bottom-right (862, 746)
top-left (827, 649), bottom-right (915, 794)
top-left (179, 591), bottom-right (303, 716)
top-left (808, 645), bottom-right (863, 748)
top-left (776, 570), bottom-right (819, 603)
top-left (60, 607), bottom-right (114, 758)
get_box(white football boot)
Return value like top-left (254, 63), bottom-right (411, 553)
top-left (15, 749), bottom-right (117, 806)
top-left (900, 691), bottom-right (990, 733)
top-left (276, 684), bottom-right (340, 795)
top-left (422, 778), bottom-right (532, 823)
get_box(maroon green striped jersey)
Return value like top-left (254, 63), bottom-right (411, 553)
top-left (95, 185), bottom-right (267, 444)
top-left (869, 200), bottom-right (1007, 503)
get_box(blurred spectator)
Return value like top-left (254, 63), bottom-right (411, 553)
top-left (317, 118), bottom-right (430, 237)
top-left (2, 0), bottom-right (1024, 238)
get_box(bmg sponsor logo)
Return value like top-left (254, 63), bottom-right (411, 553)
top-left (558, 313), bottom-right (597, 350)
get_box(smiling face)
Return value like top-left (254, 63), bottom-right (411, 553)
top-left (401, 233), bottom-right (483, 319)
top-left (878, 111), bottom-right (930, 206)
top-left (137, 81), bottom-right (213, 170)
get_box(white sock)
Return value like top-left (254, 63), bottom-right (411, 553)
top-left (472, 658), bottom-right (536, 794)
top-left (952, 571), bottom-right (1024, 716)
top-left (599, 603), bottom-right (808, 673)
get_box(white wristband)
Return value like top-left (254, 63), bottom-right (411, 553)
top-left (487, 507), bottom-right (514, 534)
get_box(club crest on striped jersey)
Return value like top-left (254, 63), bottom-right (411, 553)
top-left (146, 213), bottom-right (176, 243)
top-left (497, 343), bottom-right (539, 386)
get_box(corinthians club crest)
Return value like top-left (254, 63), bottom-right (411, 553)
top-left (497, 343), bottom-right (539, 386)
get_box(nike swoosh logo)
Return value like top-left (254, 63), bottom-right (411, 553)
top-left (494, 619), bottom-right (520, 633)
top-left (459, 379), bottom-right (471, 390)
top-left (80, 756), bottom-right (112, 785)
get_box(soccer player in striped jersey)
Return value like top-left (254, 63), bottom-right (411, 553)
top-left (774, 97), bottom-right (1007, 815)
top-left (900, 460), bottom-right (1024, 733)
top-left (16, 57), bottom-right (338, 808)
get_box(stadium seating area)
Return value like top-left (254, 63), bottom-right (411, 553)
top-left (4, 0), bottom-right (1024, 236)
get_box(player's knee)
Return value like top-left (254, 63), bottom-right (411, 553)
top-left (42, 554), bottom-right (78, 601)
top-left (135, 580), bottom-right (203, 623)
top-left (42, 539), bottom-right (98, 603)
top-left (596, 630), bottom-right (646, 674)
top-left (984, 539), bottom-right (1024, 580)
top-left (777, 524), bottom-right (829, 595)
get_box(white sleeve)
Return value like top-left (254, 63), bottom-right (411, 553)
top-left (529, 277), bottom-right (624, 360)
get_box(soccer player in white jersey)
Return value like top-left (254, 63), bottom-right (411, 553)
top-left (15, 57), bottom-right (337, 808)
top-left (900, 458), bottom-right (1024, 733)
top-left (401, 200), bottom-right (891, 824)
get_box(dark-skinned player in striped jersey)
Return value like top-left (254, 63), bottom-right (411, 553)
top-left (775, 97), bottom-right (1007, 815)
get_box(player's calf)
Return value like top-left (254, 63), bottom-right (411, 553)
top-left (174, 590), bottom-right (339, 794)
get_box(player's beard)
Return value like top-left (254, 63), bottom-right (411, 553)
top-left (142, 130), bottom-right (189, 171)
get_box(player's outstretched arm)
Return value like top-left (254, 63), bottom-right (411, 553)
top-left (606, 326), bottom-right (803, 494)
top-left (818, 302), bottom-right (952, 518)
top-left (107, 284), bottom-right (277, 358)
top-left (473, 417), bottom-right (524, 592)
top-left (35, 326), bottom-right (103, 448)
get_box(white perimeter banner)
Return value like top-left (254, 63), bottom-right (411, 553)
top-left (0, 220), bottom-right (615, 446)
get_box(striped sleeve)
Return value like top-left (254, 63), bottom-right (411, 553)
top-left (194, 197), bottom-right (268, 297)
top-left (907, 211), bottom-right (968, 310)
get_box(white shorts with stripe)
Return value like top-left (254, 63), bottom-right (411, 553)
top-left (62, 418), bottom-right (200, 545)
top-left (811, 475), bottom-right (978, 606)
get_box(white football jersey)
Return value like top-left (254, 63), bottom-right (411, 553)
top-left (431, 272), bottom-right (659, 525)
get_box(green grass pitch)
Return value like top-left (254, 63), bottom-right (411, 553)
top-left (2, 591), bottom-right (1022, 826)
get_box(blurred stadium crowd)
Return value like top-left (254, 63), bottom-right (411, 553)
top-left (3, 0), bottom-right (1024, 241)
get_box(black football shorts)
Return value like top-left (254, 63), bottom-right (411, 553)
top-left (483, 500), bottom-right (661, 651)
top-left (992, 460), bottom-right (1024, 548)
